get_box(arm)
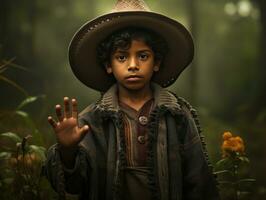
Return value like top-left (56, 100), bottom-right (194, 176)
top-left (44, 143), bottom-right (91, 195)
top-left (44, 97), bottom-right (91, 197)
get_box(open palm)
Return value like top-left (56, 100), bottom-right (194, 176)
top-left (48, 97), bottom-right (89, 148)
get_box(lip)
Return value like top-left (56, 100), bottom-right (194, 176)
top-left (125, 75), bottom-right (143, 81)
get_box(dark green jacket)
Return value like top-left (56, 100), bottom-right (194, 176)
top-left (44, 84), bottom-right (220, 200)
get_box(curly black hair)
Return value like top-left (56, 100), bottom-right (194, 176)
top-left (97, 27), bottom-right (168, 68)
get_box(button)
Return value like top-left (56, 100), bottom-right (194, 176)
top-left (137, 135), bottom-right (146, 144)
top-left (138, 116), bottom-right (148, 125)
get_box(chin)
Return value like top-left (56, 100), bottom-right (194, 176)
top-left (122, 82), bottom-right (147, 91)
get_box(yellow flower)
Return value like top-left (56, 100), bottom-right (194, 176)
top-left (221, 132), bottom-right (245, 157)
top-left (235, 136), bottom-right (244, 144)
top-left (223, 131), bottom-right (232, 140)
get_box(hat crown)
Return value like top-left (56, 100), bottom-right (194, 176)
top-left (112, 0), bottom-right (151, 12)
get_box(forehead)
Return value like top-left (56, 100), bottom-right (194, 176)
top-left (115, 39), bottom-right (152, 52)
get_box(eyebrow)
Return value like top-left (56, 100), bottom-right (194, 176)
top-left (138, 49), bottom-right (152, 53)
top-left (114, 49), bottom-right (152, 54)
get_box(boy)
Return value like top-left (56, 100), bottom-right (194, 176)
top-left (45, 0), bottom-right (220, 199)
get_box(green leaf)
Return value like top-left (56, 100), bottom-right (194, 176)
top-left (238, 156), bottom-right (250, 163)
top-left (238, 179), bottom-right (256, 183)
top-left (29, 145), bottom-right (46, 161)
top-left (0, 152), bottom-right (12, 160)
top-left (14, 110), bottom-right (34, 132)
top-left (15, 110), bottom-right (29, 118)
top-left (216, 158), bottom-right (229, 165)
top-left (213, 170), bottom-right (232, 175)
top-left (0, 132), bottom-right (22, 143)
top-left (17, 95), bottom-right (45, 110)
top-left (14, 111), bottom-right (45, 146)
top-left (215, 157), bottom-right (234, 170)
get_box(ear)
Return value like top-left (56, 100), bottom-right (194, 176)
top-left (153, 60), bottom-right (161, 72)
top-left (105, 64), bottom-right (113, 74)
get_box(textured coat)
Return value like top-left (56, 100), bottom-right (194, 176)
top-left (44, 84), bottom-right (220, 200)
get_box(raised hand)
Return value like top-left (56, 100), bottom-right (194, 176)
top-left (48, 97), bottom-right (89, 149)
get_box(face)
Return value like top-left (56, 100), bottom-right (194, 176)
top-left (106, 39), bottom-right (160, 91)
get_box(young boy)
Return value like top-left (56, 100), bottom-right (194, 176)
top-left (45, 0), bottom-right (220, 199)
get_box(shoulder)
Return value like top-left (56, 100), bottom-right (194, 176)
top-left (79, 102), bottom-right (98, 117)
top-left (152, 84), bottom-right (196, 116)
top-left (78, 101), bottom-right (104, 127)
top-left (176, 96), bottom-right (197, 118)
top-left (165, 90), bottom-right (197, 118)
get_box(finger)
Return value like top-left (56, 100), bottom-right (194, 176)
top-left (72, 98), bottom-right (78, 119)
top-left (79, 125), bottom-right (90, 137)
top-left (64, 97), bottom-right (71, 118)
top-left (55, 104), bottom-right (64, 122)
top-left (48, 116), bottom-right (57, 129)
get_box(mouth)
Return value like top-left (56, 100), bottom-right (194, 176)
top-left (125, 75), bottom-right (143, 81)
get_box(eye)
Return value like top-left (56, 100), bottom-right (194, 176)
top-left (116, 55), bottom-right (127, 62)
top-left (139, 53), bottom-right (149, 61)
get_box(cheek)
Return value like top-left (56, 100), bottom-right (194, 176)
top-left (145, 61), bottom-right (156, 72)
top-left (111, 67), bottom-right (124, 80)
top-left (111, 60), bottom-right (121, 69)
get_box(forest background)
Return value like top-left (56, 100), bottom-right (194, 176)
top-left (0, 0), bottom-right (265, 199)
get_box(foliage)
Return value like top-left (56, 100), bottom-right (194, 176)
top-left (0, 133), bottom-right (55, 200)
top-left (0, 95), bottom-right (47, 145)
top-left (0, 95), bottom-right (57, 199)
top-left (215, 131), bottom-right (256, 200)
top-left (0, 58), bottom-right (28, 96)
top-left (0, 56), bottom-right (59, 199)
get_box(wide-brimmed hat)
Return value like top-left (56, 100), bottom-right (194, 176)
top-left (69, 0), bottom-right (194, 92)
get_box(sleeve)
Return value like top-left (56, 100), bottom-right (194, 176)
top-left (43, 143), bottom-right (91, 198)
top-left (43, 106), bottom-right (96, 198)
top-left (180, 107), bottom-right (220, 200)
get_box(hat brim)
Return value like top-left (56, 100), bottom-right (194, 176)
top-left (69, 11), bottom-right (194, 92)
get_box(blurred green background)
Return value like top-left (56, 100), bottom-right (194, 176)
top-left (0, 0), bottom-right (265, 199)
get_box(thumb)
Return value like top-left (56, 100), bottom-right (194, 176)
top-left (79, 125), bottom-right (90, 136)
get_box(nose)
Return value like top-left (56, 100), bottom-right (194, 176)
top-left (128, 57), bottom-right (139, 71)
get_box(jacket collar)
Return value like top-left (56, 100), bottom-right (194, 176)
top-left (98, 82), bottom-right (182, 112)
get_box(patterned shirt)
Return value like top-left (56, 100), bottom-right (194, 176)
top-left (119, 98), bottom-right (154, 166)
top-left (119, 98), bottom-right (154, 200)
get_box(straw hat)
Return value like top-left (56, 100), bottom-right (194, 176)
top-left (69, 0), bottom-right (194, 91)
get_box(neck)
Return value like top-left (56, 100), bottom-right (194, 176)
top-left (117, 84), bottom-right (153, 110)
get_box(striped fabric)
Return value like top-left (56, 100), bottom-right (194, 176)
top-left (119, 98), bottom-right (154, 167)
